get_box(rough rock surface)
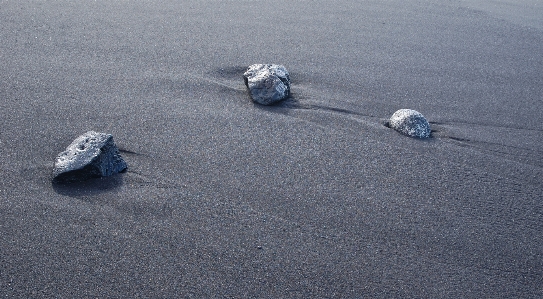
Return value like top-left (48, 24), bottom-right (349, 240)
top-left (243, 64), bottom-right (290, 105)
top-left (52, 131), bottom-right (127, 183)
top-left (389, 109), bottom-right (431, 138)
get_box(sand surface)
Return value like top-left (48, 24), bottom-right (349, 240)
top-left (1, 0), bottom-right (542, 297)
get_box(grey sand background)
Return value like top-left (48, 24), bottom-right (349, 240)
top-left (1, 0), bottom-right (542, 297)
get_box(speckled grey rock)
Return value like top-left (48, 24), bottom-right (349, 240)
top-left (243, 64), bottom-right (290, 105)
top-left (389, 109), bottom-right (431, 138)
top-left (52, 131), bottom-right (127, 183)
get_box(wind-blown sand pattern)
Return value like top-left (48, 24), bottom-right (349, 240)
top-left (0, 0), bottom-right (542, 298)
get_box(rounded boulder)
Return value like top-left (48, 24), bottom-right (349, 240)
top-left (243, 64), bottom-right (290, 105)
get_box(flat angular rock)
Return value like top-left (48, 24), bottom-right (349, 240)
top-left (52, 131), bottom-right (127, 183)
top-left (389, 109), bottom-right (431, 138)
top-left (243, 64), bottom-right (290, 105)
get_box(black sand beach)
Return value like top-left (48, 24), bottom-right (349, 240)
top-left (1, 0), bottom-right (542, 297)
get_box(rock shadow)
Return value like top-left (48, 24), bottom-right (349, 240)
top-left (52, 173), bottom-right (124, 198)
top-left (255, 91), bottom-right (370, 119)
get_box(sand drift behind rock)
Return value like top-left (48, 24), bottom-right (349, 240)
top-left (52, 131), bottom-right (127, 183)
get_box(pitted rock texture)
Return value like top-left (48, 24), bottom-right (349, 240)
top-left (389, 109), bottom-right (431, 138)
top-left (52, 131), bottom-right (127, 183)
top-left (243, 64), bottom-right (290, 105)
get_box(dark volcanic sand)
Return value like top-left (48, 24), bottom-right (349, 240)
top-left (1, 1), bottom-right (542, 298)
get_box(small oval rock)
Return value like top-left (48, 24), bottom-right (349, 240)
top-left (389, 109), bottom-right (431, 138)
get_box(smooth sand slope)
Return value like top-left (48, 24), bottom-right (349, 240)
top-left (1, 0), bottom-right (542, 297)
